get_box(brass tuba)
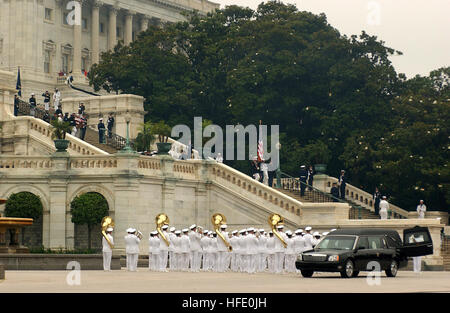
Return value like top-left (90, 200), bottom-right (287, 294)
top-left (156, 213), bottom-right (170, 247)
top-left (101, 216), bottom-right (115, 249)
top-left (211, 213), bottom-right (232, 252)
top-left (268, 213), bottom-right (287, 248)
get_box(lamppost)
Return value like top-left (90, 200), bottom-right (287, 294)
top-left (120, 113), bottom-right (134, 153)
top-left (275, 142), bottom-right (281, 188)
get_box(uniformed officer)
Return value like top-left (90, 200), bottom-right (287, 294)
top-left (338, 170), bottom-right (347, 199)
top-left (148, 231), bottom-right (160, 271)
top-left (299, 165), bottom-right (308, 197)
top-left (312, 232), bottom-right (321, 248)
top-left (258, 229), bottom-right (268, 272)
top-left (102, 227), bottom-right (114, 271)
top-left (266, 231), bottom-right (276, 273)
top-left (284, 231), bottom-right (296, 273)
top-left (209, 232), bottom-right (219, 272)
top-left (216, 224), bottom-right (229, 272)
top-left (303, 226), bottom-right (314, 251)
top-left (200, 230), bottom-right (210, 271)
top-left (159, 224), bottom-right (170, 271)
top-left (229, 231), bottom-right (239, 272)
top-left (172, 230), bottom-right (182, 271)
top-left (379, 196), bottom-right (389, 219)
top-left (124, 228), bottom-right (140, 271)
top-left (293, 229), bottom-right (305, 255)
top-left (274, 225), bottom-right (286, 273)
top-left (189, 224), bottom-right (202, 272)
top-left (416, 200), bottom-right (426, 219)
top-left (246, 228), bottom-right (259, 274)
top-left (180, 229), bottom-right (191, 271)
top-left (239, 230), bottom-right (249, 273)
top-left (168, 227), bottom-right (176, 270)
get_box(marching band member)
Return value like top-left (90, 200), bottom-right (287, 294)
top-left (180, 229), bottom-right (191, 271)
top-left (246, 228), bottom-right (259, 274)
top-left (266, 231), bottom-right (276, 273)
top-left (168, 227), bottom-right (176, 270)
top-left (303, 226), bottom-right (314, 251)
top-left (257, 229), bottom-right (268, 272)
top-left (201, 230), bottom-right (210, 271)
top-left (102, 227), bottom-right (114, 271)
top-left (237, 230), bottom-right (246, 272)
top-left (158, 225), bottom-right (170, 271)
top-left (216, 224), bottom-right (229, 272)
top-left (189, 224), bottom-right (202, 272)
top-left (124, 228), bottom-right (140, 272)
top-left (229, 231), bottom-right (239, 272)
top-left (293, 229), bottom-right (305, 255)
top-left (273, 225), bottom-right (286, 273)
top-left (240, 229), bottom-right (250, 273)
top-left (284, 231), bottom-right (296, 273)
top-left (312, 232), bottom-right (321, 248)
top-left (172, 230), bottom-right (182, 271)
top-left (148, 231), bottom-right (160, 271)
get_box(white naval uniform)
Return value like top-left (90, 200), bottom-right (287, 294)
top-left (303, 233), bottom-right (314, 251)
top-left (284, 237), bottom-right (296, 273)
top-left (180, 234), bottom-right (191, 271)
top-left (200, 234), bottom-right (210, 270)
top-left (124, 234), bottom-right (140, 271)
top-left (102, 234), bottom-right (114, 271)
top-left (206, 236), bottom-right (218, 271)
top-left (168, 232), bottom-right (176, 270)
top-left (172, 236), bottom-right (182, 271)
top-left (293, 235), bottom-right (305, 255)
top-left (240, 235), bottom-right (250, 273)
top-left (216, 230), bottom-right (229, 272)
top-left (246, 233), bottom-right (259, 274)
top-left (229, 236), bottom-right (239, 272)
top-left (159, 231), bottom-right (169, 271)
top-left (258, 235), bottom-right (268, 272)
top-left (273, 232), bottom-right (286, 273)
top-left (148, 236), bottom-right (160, 271)
top-left (189, 230), bottom-right (202, 272)
top-left (417, 204), bottom-right (426, 219)
top-left (266, 236), bottom-right (276, 273)
top-left (379, 199), bottom-right (389, 219)
top-left (53, 91), bottom-right (61, 110)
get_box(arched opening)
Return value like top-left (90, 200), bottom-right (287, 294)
top-left (71, 192), bottom-right (109, 251)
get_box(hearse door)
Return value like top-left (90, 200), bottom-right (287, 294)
top-left (402, 226), bottom-right (433, 257)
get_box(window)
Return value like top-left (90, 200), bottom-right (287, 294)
top-left (385, 236), bottom-right (400, 248)
top-left (357, 236), bottom-right (369, 249)
top-left (63, 12), bottom-right (69, 25)
top-left (405, 231), bottom-right (430, 244)
top-left (45, 8), bottom-right (53, 21)
top-left (44, 50), bottom-right (51, 73)
top-left (100, 22), bottom-right (104, 33)
top-left (82, 18), bottom-right (88, 30)
top-left (367, 236), bottom-right (385, 249)
top-left (315, 236), bottom-right (356, 250)
top-left (62, 54), bottom-right (68, 73)
top-left (116, 27), bottom-right (121, 37)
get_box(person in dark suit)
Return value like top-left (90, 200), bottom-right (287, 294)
top-left (14, 94), bottom-right (19, 116)
top-left (299, 165), bottom-right (308, 197)
top-left (107, 114), bottom-right (115, 139)
top-left (29, 93), bottom-right (36, 117)
top-left (98, 118), bottom-right (106, 144)
top-left (250, 158), bottom-right (260, 181)
top-left (307, 165), bottom-right (315, 190)
top-left (373, 187), bottom-right (381, 216)
top-left (338, 170), bottom-right (346, 199)
top-left (330, 183), bottom-right (340, 201)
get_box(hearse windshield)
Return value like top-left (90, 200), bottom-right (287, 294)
top-left (315, 235), bottom-right (356, 250)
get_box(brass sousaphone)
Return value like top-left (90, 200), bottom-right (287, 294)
top-left (268, 213), bottom-right (287, 248)
top-left (211, 213), bottom-right (232, 252)
top-left (156, 213), bottom-right (170, 247)
top-left (101, 216), bottom-right (115, 249)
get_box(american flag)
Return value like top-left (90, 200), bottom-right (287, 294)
top-left (257, 123), bottom-right (264, 162)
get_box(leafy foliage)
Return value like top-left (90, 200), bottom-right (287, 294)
top-left (5, 192), bottom-right (43, 219)
top-left (50, 119), bottom-right (71, 140)
top-left (88, 3), bottom-right (448, 211)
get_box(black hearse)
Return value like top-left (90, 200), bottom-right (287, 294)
top-left (295, 226), bottom-right (433, 278)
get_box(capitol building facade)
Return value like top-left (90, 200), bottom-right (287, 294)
top-left (0, 0), bottom-right (219, 95)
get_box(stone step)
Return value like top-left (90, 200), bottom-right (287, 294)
top-left (83, 128), bottom-right (118, 154)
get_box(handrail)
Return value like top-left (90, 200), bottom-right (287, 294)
top-left (87, 125), bottom-right (135, 150)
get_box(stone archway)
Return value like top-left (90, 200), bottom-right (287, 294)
top-left (69, 191), bottom-right (110, 251)
top-left (2, 185), bottom-right (49, 249)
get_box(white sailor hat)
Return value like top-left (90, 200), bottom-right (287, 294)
top-left (190, 224), bottom-right (197, 230)
top-left (300, 165), bottom-right (306, 168)
top-left (182, 228), bottom-right (189, 233)
top-left (151, 231), bottom-right (158, 235)
top-left (286, 230), bottom-right (292, 235)
top-left (175, 230), bottom-right (181, 234)
top-left (259, 229), bottom-right (265, 233)
top-left (220, 224), bottom-right (228, 229)
top-left (239, 229), bottom-right (246, 234)
top-left (305, 226), bottom-right (312, 231)
top-left (276, 224), bottom-right (284, 229)
top-left (232, 230), bottom-right (238, 234)
top-left (295, 229), bottom-right (302, 234)
top-left (322, 232), bottom-right (329, 236)
top-left (161, 225), bottom-right (169, 230)
top-left (106, 227), bottom-right (113, 232)
top-left (126, 228), bottom-right (134, 233)
top-left (269, 231), bottom-right (273, 234)
top-left (170, 227), bottom-right (176, 232)
top-left (313, 232), bottom-right (320, 237)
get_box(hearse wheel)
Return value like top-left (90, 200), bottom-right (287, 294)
top-left (301, 269), bottom-right (314, 278)
top-left (340, 259), bottom-right (354, 278)
top-left (385, 260), bottom-right (398, 277)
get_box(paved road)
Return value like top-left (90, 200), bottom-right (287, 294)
top-left (1, 270), bottom-right (449, 293)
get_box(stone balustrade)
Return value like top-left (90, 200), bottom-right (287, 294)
top-left (69, 156), bottom-right (118, 169)
top-left (0, 156), bottom-right (53, 170)
top-left (314, 175), bottom-right (410, 219)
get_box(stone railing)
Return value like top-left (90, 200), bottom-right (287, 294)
top-left (69, 156), bottom-right (118, 169)
top-left (27, 117), bottom-right (108, 156)
top-left (0, 156), bottom-right (53, 170)
top-left (316, 175), bottom-right (409, 219)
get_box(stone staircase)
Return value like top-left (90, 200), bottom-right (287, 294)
top-left (277, 188), bottom-right (379, 220)
top-left (83, 128), bottom-right (118, 154)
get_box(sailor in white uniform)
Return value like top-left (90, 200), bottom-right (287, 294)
top-left (284, 231), bottom-right (297, 273)
top-left (180, 229), bottom-right (191, 271)
top-left (246, 228), bottom-right (259, 274)
top-left (239, 230), bottom-right (249, 273)
top-left (266, 231), bottom-right (276, 273)
top-left (124, 228), bottom-right (140, 271)
top-left (168, 227), bottom-right (176, 270)
top-left (293, 229), bottom-right (305, 256)
top-left (274, 225), bottom-right (286, 273)
top-left (417, 200), bottom-right (426, 219)
top-left (229, 230), bottom-right (239, 272)
top-left (258, 229), bottom-right (268, 272)
top-left (303, 226), bottom-right (314, 251)
top-left (159, 225), bottom-right (170, 271)
top-left (216, 224), bottom-right (229, 272)
top-left (209, 232), bottom-right (219, 271)
top-left (379, 196), bottom-right (389, 219)
top-left (311, 232), bottom-right (321, 248)
top-left (148, 231), bottom-right (160, 271)
top-left (200, 230), bottom-right (210, 271)
top-left (189, 224), bottom-right (202, 272)
top-left (102, 227), bottom-right (114, 271)
top-left (172, 230), bottom-right (182, 271)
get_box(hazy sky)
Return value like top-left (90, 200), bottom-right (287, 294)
top-left (216, 0), bottom-right (450, 78)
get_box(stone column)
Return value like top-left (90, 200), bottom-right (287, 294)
top-left (124, 11), bottom-right (134, 45)
top-left (91, 1), bottom-right (101, 65)
top-left (108, 5), bottom-right (118, 50)
top-left (72, 0), bottom-right (82, 75)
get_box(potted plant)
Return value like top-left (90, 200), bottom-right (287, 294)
top-left (151, 121), bottom-right (172, 155)
top-left (50, 119), bottom-right (72, 152)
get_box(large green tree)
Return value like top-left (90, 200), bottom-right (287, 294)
top-left (88, 2), bottom-right (448, 211)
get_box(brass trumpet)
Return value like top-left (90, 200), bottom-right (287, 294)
top-left (156, 213), bottom-right (170, 247)
top-left (211, 213), bottom-right (232, 252)
top-left (101, 216), bottom-right (114, 249)
top-left (268, 213), bottom-right (287, 248)
top-left (135, 230), bottom-right (144, 240)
